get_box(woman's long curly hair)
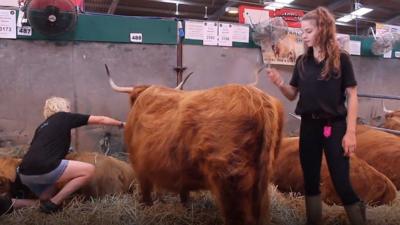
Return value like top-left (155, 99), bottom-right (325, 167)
top-left (299, 7), bottom-right (341, 80)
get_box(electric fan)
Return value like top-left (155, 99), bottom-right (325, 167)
top-left (250, 16), bottom-right (289, 77)
top-left (25, 0), bottom-right (78, 36)
top-left (369, 27), bottom-right (395, 55)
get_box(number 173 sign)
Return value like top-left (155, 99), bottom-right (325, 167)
top-left (0, 9), bottom-right (17, 39)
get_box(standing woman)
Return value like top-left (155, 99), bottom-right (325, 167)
top-left (267, 7), bottom-right (365, 225)
top-left (3, 96), bottom-right (125, 214)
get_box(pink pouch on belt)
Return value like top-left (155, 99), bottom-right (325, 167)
top-left (323, 125), bottom-right (332, 138)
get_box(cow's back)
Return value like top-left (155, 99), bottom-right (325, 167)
top-left (273, 137), bottom-right (397, 206)
top-left (355, 125), bottom-right (400, 189)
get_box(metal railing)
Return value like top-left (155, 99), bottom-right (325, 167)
top-left (358, 94), bottom-right (400, 101)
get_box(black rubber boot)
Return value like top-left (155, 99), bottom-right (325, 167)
top-left (0, 196), bottom-right (13, 216)
top-left (344, 201), bottom-right (366, 225)
top-left (305, 195), bottom-right (322, 225)
top-left (39, 200), bottom-right (62, 214)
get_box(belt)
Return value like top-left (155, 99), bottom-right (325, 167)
top-left (301, 113), bottom-right (345, 121)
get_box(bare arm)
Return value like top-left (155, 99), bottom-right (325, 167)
top-left (342, 86), bottom-right (358, 156)
top-left (266, 68), bottom-right (298, 101)
top-left (346, 86), bottom-right (358, 134)
top-left (88, 115), bottom-right (125, 128)
top-left (278, 83), bottom-right (298, 101)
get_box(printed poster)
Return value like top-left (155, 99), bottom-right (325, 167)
top-left (261, 27), bottom-right (303, 65)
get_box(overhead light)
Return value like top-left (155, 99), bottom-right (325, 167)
top-left (264, 2), bottom-right (284, 10)
top-left (337, 15), bottom-right (354, 23)
top-left (225, 6), bottom-right (239, 14)
top-left (275, 0), bottom-right (295, 3)
top-left (336, 6), bottom-right (373, 23)
top-left (351, 7), bottom-right (373, 16)
top-left (335, 21), bottom-right (350, 26)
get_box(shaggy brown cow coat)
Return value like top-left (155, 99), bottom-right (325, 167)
top-left (0, 152), bottom-right (134, 198)
top-left (355, 125), bottom-right (400, 189)
top-left (0, 157), bottom-right (21, 196)
top-left (123, 84), bottom-right (284, 225)
top-left (383, 111), bottom-right (400, 130)
top-left (272, 137), bottom-right (397, 206)
top-left (64, 152), bottom-right (135, 197)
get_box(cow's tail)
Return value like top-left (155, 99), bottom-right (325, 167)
top-left (257, 95), bottom-right (284, 224)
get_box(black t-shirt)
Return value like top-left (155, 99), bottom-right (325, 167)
top-left (289, 52), bottom-right (357, 117)
top-left (19, 112), bottom-right (90, 175)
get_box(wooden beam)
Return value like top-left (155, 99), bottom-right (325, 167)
top-left (145, 0), bottom-right (209, 7)
top-left (327, 0), bottom-right (350, 11)
top-left (87, 3), bottom-right (205, 18)
top-left (209, 1), bottom-right (236, 20)
top-left (385, 15), bottom-right (400, 24)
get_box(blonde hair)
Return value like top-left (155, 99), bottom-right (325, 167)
top-left (43, 97), bottom-right (71, 119)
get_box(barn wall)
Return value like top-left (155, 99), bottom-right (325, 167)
top-left (182, 45), bottom-right (400, 134)
top-left (352, 56), bottom-right (400, 126)
top-left (1, 40), bottom-right (399, 153)
top-left (0, 39), bottom-right (176, 153)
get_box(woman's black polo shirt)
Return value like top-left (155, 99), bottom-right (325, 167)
top-left (19, 112), bottom-right (90, 175)
top-left (289, 52), bottom-right (357, 117)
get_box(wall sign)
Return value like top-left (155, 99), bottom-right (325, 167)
top-left (0, 9), bottom-right (16, 39)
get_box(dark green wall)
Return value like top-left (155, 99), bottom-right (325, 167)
top-left (17, 12), bottom-right (177, 44)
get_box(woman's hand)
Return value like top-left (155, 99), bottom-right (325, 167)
top-left (342, 131), bottom-right (356, 157)
top-left (266, 68), bottom-right (284, 87)
top-left (119, 122), bottom-right (126, 129)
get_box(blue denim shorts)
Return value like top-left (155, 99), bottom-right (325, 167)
top-left (18, 160), bottom-right (69, 197)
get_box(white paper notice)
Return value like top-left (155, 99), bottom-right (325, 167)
top-left (232, 24), bottom-right (249, 43)
top-left (1, 0), bottom-right (19, 7)
top-left (243, 8), bottom-right (269, 25)
top-left (349, 40), bottom-right (361, 56)
top-left (184, 20), bottom-right (204, 40)
top-left (336, 33), bottom-right (350, 52)
top-left (383, 50), bottom-right (392, 58)
top-left (376, 23), bottom-right (400, 37)
top-left (218, 22), bottom-right (233, 47)
top-left (203, 21), bottom-right (218, 46)
top-left (0, 9), bottom-right (16, 39)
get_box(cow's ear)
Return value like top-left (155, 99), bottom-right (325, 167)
top-left (385, 113), bottom-right (393, 119)
top-left (130, 85), bottom-right (150, 106)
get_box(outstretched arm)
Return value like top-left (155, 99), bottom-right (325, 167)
top-left (88, 116), bottom-right (125, 128)
top-left (267, 68), bottom-right (298, 101)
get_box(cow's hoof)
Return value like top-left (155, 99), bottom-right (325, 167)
top-left (0, 196), bottom-right (13, 216)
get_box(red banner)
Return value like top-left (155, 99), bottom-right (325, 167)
top-left (270, 8), bottom-right (304, 28)
top-left (238, 5), bottom-right (272, 24)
